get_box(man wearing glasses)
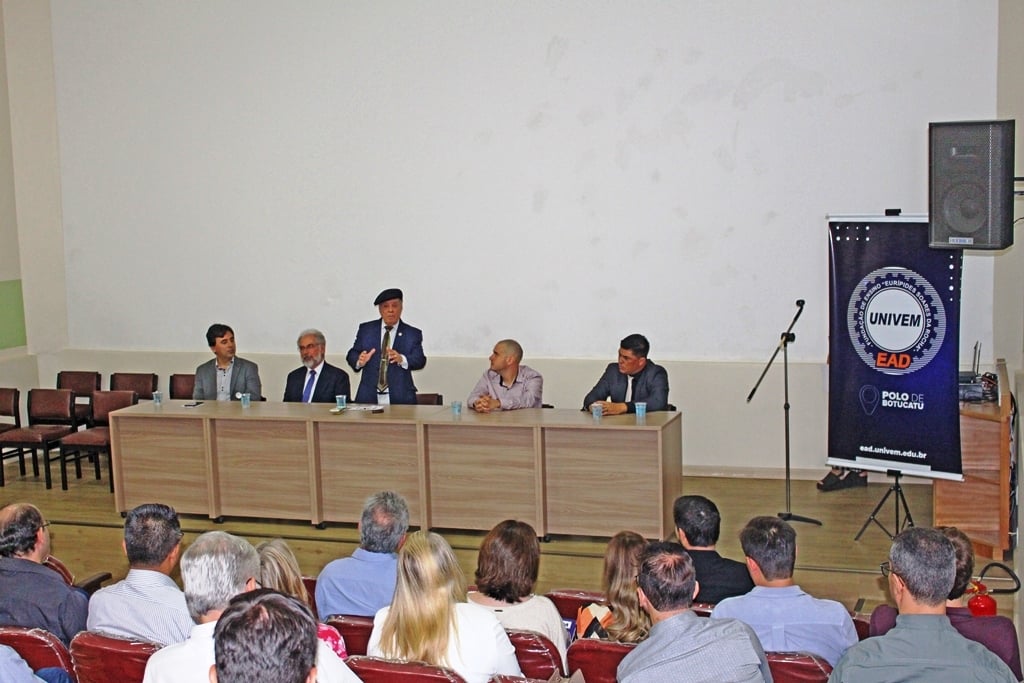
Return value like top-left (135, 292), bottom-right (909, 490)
top-left (583, 333), bottom-right (669, 415)
top-left (829, 527), bottom-right (1016, 682)
top-left (0, 503), bottom-right (88, 645)
top-left (283, 329), bottom-right (351, 404)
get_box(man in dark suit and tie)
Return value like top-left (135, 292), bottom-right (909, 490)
top-left (346, 288), bottom-right (426, 405)
top-left (582, 333), bottom-right (669, 415)
top-left (283, 329), bottom-right (351, 404)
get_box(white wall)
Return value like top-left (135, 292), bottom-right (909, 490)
top-left (48, 1), bottom-right (1000, 363)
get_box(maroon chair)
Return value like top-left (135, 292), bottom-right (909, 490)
top-left (168, 373), bottom-right (196, 400)
top-left (56, 371), bottom-right (101, 428)
top-left (69, 631), bottom-right (161, 683)
top-left (109, 373), bottom-right (158, 400)
top-left (850, 611), bottom-right (870, 641)
top-left (691, 602), bottom-right (715, 617)
top-left (44, 555), bottom-right (112, 596)
top-left (301, 575), bottom-right (319, 617)
top-left (0, 387), bottom-right (26, 486)
top-left (416, 392), bottom-right (444, 405)
top-left (765, 651), bottom-right (833, 683)
top-left (58, 390), bottom-right (137, 491)
top-left (325, 614), bottom-right (374, 656)
top-left (0, 389), bottom-right (77, 488)
top-left (343, 655), bottom-right (467, 682)
top-left (0, 626), bottom-right (75, 676)
top-left (566, 638), bottom-right (636, 683)
top-left (506, 629), bottom-right (564, 678)
top-left (545, 588), bottom-right (605, 621)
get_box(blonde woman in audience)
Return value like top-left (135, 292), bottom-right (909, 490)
top-left (256, 538), bottom-right (347, 658)
top-left (367, 531), bottom-right (522, 683)
top-left (468, 520), bottom-right (568, 669)
top-left (577, 530), bottom-right (650, 643)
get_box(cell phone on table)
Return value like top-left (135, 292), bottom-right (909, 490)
top-left (184, 401), bottom-right (203, 407)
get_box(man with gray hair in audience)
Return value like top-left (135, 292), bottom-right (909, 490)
top-left (143, 531), bottom-right (357, 683)
top-left (829, 527), bottom-right (1016, 682)
top-left (87, 503), bottom-right (193, 645)
top-left (316, 491), bottom-right (409, 618)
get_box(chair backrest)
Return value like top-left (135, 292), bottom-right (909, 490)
top-left (691, 602), bottom-right (714, 617)
top-left (168, 374), bottom-right (196, 400)
top-left (850, 612), bottom-right (870, 641)
top-left (765, 651), bottom-right (833, 683)
top-left (0, 626), bottom-right (75, 673)
top-left (27, 389), bottom-right (75, 426)
top-left (301, 575), bottom-right (318, 617)
top-left (70, 631), bottom-right (161, 683)
top-left (0, 387), bottom-right (21, 427)
top-left (324, 615), bottom-right (374, 656)
top-left (57, 371), bottom-right (101, 398)
top-left (91, 390), bottom-right (139, 425)
top-left (343, 655), bottom-right (467, 682)
top-left (109, 373), bottom-right (158, 400)
top-left (566, 638), bottom-right (635, 683)
top-left (506, 629), bottom-right (564, 678)
top-left (545, 589), bottom-right (605, 620)
top-left (416, 392), bottom-right (444, 405)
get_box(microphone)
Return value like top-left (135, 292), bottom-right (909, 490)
top-left (796, 299), bottom-right (805, 307)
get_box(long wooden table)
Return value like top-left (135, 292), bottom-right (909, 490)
top-left (110, 402), bottom-right (682, 539)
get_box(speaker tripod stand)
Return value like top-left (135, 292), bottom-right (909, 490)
top-left (855, 469), bottom-right (915, 541)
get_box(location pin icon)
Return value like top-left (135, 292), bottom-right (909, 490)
top-left (859, 385), bottom-right (879, 415)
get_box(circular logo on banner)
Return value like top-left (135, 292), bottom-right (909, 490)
top-left (847, 267), bottom-right (946, 376)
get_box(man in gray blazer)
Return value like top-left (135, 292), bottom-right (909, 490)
top-left (193, 323), bottom-right (262, 401)
top-left (583, 333), bottom-right (669, 415)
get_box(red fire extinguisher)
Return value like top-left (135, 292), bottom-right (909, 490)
top-left (966, 562), bottom-right (1020, 617)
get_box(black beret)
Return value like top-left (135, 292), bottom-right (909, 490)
top-left (374, 288), bottom-right (403, 306)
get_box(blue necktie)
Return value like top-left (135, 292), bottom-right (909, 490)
top-left (301, 370), bottom-right (316, 403)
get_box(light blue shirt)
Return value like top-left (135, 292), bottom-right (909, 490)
top-left (315, 548), bottom-right (398, 618)
top-left (712, 584), bottom-right (858, 666)
top-left (0, 645), bottom-right (45, 683)
top-left (87, 568), bottom-right (193, 645)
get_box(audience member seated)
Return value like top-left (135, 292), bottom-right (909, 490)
top-left (0, 644), bottom-right (73, 683)
top-left (0, 504), bottom-right (87, 646)
top-left (316, 490), bottom-right (408, 618)
top-left (830, 527), bottom-right (1016, 683)
top-left (367, 531), bottom-right (522, 683)
top-left (577, 531), bottom-right (650, 643)
top-left (142, 531), bottom-right (357, 683)
top-left (256, 538), bottom-right (346, 658)
top-left (616, 541), bottom-right (771, 683)
top-left (467, 339), bottom-right (543, 412)
top-left (467, 520), bottom-right (566, 668)
top-left (673, 494), bottom-right (753, 603)
top-left (212, 589), bottom-right (319, 683)
top-left (87, 503), bottom-right (192, 645)
top-left (868, 526), bottom-right (1022, 679)
top-left (711, 516), bottom-right (857, 666)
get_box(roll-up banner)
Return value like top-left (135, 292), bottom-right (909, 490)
top-left (827, 215), bottom-right (963, 481)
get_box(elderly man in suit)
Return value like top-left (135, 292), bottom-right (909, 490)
top-left (583, 333), bottom-right (669, 415)
top-left (283, 329), bottom-right (351, 403)
top-left (346, 289), bottom-right (426, 405)
top-left (193, 324), bottom-right (262, 401)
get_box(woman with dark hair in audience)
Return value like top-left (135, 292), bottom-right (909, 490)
top-left (577, 530), bottom-right (650, 643)
top-left (467, 519), bottom-right (567, 668)
top-left (869, 526), bottom-right (1022, 679)
top-left (367, 531), bottom-right (522, 683)
top-left (256, 539), bottom-right (347, 658)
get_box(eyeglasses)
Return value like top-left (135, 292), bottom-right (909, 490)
top-left (39, 522), bottom-right (51, 530)
top-left (880, 561), bottom-right (897, 578)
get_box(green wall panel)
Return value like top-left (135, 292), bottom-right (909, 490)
top-left (0, 280), bottom-right (27, 349)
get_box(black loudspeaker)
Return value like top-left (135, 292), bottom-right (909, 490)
top-left (929, 119), bottom-right (1015, 250)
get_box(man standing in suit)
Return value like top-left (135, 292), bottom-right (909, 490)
top-left (283, 329), bottom-right (351, 404)
top-left (346, 288), bottom-right (426, 405)
top-left (582, 333), bottom-right (669, 415)
top-left (193, 324), bottom-right (262, 401)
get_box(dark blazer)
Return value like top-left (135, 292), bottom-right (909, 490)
top-left (193, 356), bottom-right (262, 400)
top-left (283, 361), bottom-right (351, 403)
top-left (687, 548), bottom-right (755, 604)
top-left (582, 360), bottom-right (669, 413)
top-left (345, 319), bottom-right (426, 404)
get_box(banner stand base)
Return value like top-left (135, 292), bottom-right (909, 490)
top-left (854, 469), bottom-right (916, 541)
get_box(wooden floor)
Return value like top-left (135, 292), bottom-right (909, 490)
top-left (2, 460), bottom-right (963, 616)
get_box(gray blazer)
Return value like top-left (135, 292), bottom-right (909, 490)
top-left (193, 356), bottom-right (262, 400)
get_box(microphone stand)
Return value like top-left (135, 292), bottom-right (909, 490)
top-left (747, 300), bottom-right (822, 526)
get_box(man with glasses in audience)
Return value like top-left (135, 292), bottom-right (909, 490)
top-left (0, 503), bottom-right (88, 646)
top-left (283, 329), bottom-right (350, 404)
top-left (829, 527), bottom-right (1016, 682)
top-left (87, 503), bottom-right (193, 645)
